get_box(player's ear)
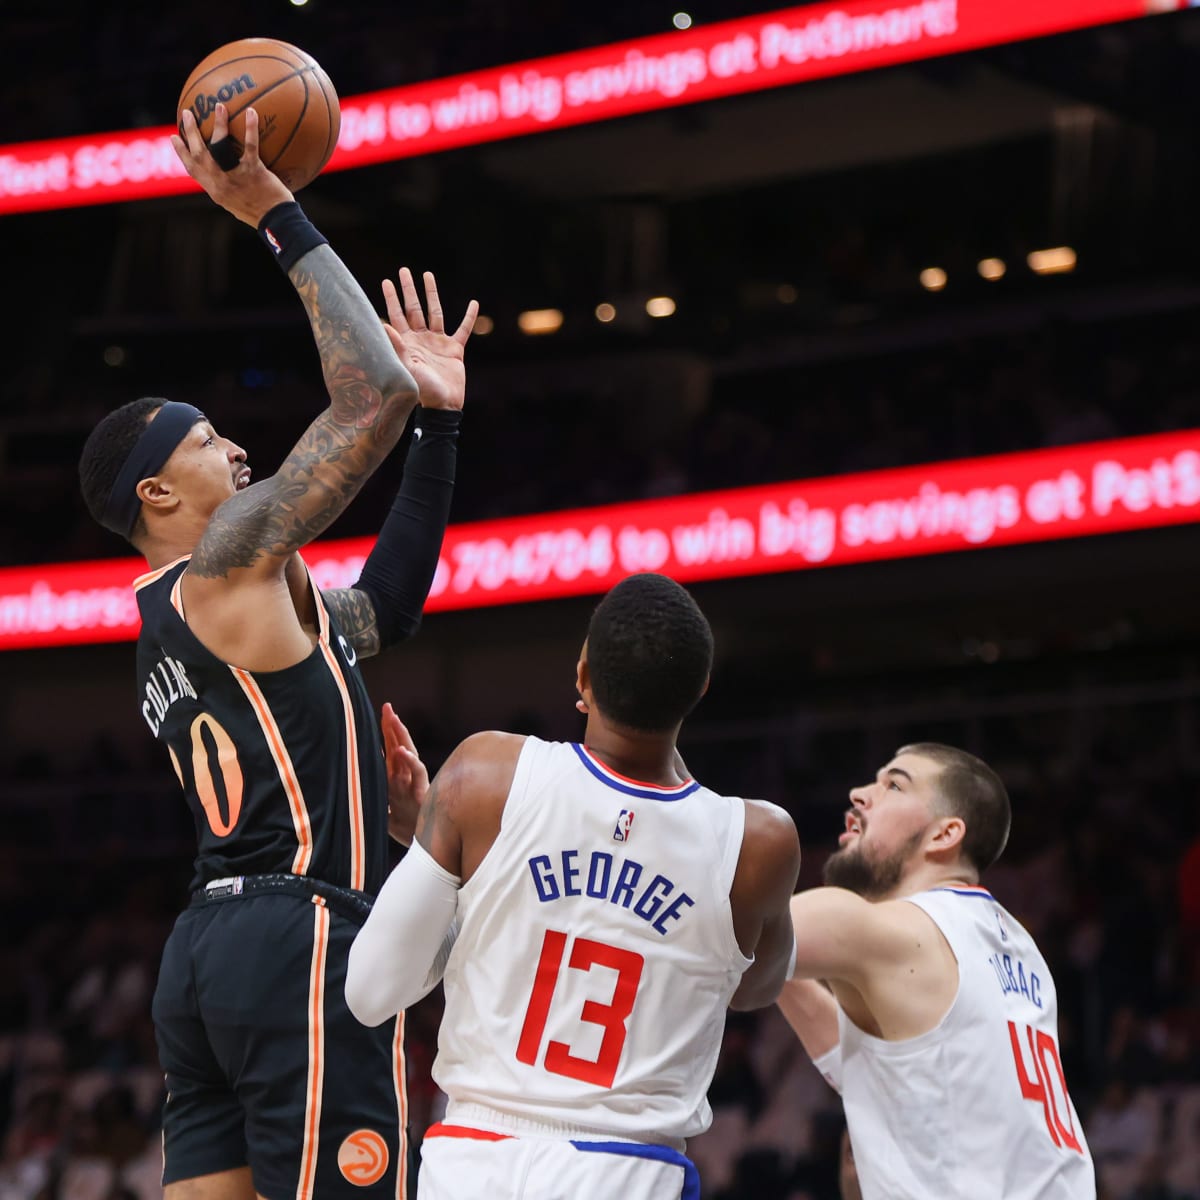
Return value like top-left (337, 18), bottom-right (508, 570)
top-left (576, 642), bottom-right (592, 713)
top-left (137, 474), bottom-right (180, 516)
top-left (929, 815), bottom-right (966, 855)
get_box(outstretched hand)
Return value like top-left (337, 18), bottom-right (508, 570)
top-left (171, 103), bottom-right (293, 228)
top-left (381, 702), bottom-right (430, 846)
top-left (382, 268), bottom-right (479, 410)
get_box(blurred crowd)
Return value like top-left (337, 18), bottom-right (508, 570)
top-left (1, 663), bottom-right (1197, 1200)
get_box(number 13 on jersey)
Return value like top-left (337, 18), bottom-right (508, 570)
top-left (516, 928), bottom-right (645, 1088)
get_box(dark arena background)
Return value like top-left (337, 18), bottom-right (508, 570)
top-left (2, 1), bottom-right (1200, 1197)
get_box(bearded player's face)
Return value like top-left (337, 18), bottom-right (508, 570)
top-left (823, 753), bottom-right (940, 899)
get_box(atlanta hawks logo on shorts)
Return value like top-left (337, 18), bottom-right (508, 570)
top-left (337, 1129), bottom-right (389, 1186)
top-left (613, 809), bottom-right (635, 842)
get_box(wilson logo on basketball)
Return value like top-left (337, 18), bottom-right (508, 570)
top-left (189, 75), bottom-right (256, 124)
top-left (337, 1129), bottom-right (389, 1187)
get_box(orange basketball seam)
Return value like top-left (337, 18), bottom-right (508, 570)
top-left (313, 67), bottom-right (340, 176)
top-left (267, 75), bottom-right (314, 173)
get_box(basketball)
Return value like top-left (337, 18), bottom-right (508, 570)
top-left (177, 38), bottom-right (340, 192)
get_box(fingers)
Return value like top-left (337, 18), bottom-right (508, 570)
top-left (382, 278), bottom-right (409, 334)
top-left (381, 322), bottom-right (406, 358)
top-left (390, 714), bottom-right (421, 759)
top-left (180, 109), bottom-right (205, 157)
top-left (423, 271), bottom-right (445, 333)
top-left (385, 269), bottom-right (479, 346)
top-left (174, 110), bottom-right (205, 171)
top-left (404, 747), bottom-right (430, 797)
top-left (454, 299), bottom-right (481, 345)
top-left (241, 107), bottom-right (260, 165)
top-left (380, 701), bottom-right (403, 756)
top-left (380, 703), bottom-right (425, 785)
top-left (380, 700), bottom-right (398, 734)
top-left (398, 267), bottom-right (427, 332)
top-left (174, 104), bottom-right (245, 174)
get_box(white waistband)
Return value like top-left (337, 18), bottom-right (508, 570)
top-left (444, 1102), bottom-right (687, 1154)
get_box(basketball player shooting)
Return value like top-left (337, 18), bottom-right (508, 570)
top-left (776, 746), bottom-right (1097, 1199)
top-left (77, 102), bottom-right (477, 1200)
top-left (346, 573), bottom-right (802, 1200)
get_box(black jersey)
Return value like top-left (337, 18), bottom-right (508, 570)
top-left (134, 557), bottom-right (388, 894)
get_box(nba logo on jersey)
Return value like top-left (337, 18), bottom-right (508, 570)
top-left (995, 908), bottom-right (1009, 942)
top-left (613, 810), bottom-right (635, 842)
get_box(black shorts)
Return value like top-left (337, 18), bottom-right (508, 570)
top-left (153, 875), bottom-right (410, 1200)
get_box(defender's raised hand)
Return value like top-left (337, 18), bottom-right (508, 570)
top-left (171, 104), bottom-right (293, 228)
top-left (382, 268), bottom-right (479, 411)
top-left (381, 703), bottom-right (430, 846)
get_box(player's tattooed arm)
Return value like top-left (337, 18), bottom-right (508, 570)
top-left (322, 588), bottom-right (382, 659)
top-left (190, 245), bottom-right (418, 577)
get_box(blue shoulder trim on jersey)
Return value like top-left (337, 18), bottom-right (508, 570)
top-left (571, 743), bottom-right (701, 802)
top-left (934, 887), bottom-right (996, 900)
top-left (569, 1141), bottom-right (700, 1200)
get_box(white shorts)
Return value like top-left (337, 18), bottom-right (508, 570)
top-left (417, 1123), bottom-right (700, 1200)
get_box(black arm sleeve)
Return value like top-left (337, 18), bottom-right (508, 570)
top-left (354, 407), bottom-right (460, 650)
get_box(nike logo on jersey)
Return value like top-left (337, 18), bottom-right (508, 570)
top-left (338, 635), bottom-right (358, 667)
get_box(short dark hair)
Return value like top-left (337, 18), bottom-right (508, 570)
top-left (899, 742), bottom-right (1011, 874)
top-left (586, 573), bottom-right (714, 733)
top-left (78, 398), bottom-right (167, 541)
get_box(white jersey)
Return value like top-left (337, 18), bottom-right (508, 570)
top-left (820, 886), bottom-right (1095, 1200)
top-left (433, 736), bottom-right (752, 1147)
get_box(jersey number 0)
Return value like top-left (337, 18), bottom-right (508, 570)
top-left (168, 712), bottom-right (245, 838)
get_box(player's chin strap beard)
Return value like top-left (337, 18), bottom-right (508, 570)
top-left (101, 402), bottom-right (206, 538)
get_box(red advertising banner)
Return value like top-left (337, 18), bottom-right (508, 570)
top-left (0, 0), bottom-right (1169, 216)
top-left (1, 429), bottom-right (1197, 651)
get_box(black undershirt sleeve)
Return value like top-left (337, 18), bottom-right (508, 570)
top-left (354, 408), bottom-right (461, 649)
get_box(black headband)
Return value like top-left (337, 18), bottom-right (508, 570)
top-left (100, 401), bottom-right (206, 537)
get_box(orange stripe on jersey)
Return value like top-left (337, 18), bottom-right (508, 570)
top-left (297, 901), bottom-right (330, 1200)
top-left (393, 1014), bottom-right (408, 1200)
top-left (314, 588), bottom-right (365, 891)
top-left (311, 570), bottom-right (330, 642)
top-left (318, 641), bottom-right (365, 890)
top-left (132, 554), bottom-right (191, 593)
top-left (169, 572), bottom-right (186, 620)
top-left (230, 666), bottom-right (314, 875)
top-left (423, 1124), bottom-right (513, 1142)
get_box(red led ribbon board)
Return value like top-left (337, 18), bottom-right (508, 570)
top-left (0, 0), bottom-right (1169, 215)
top-left (1, 429), bottom-right (1197, 651)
